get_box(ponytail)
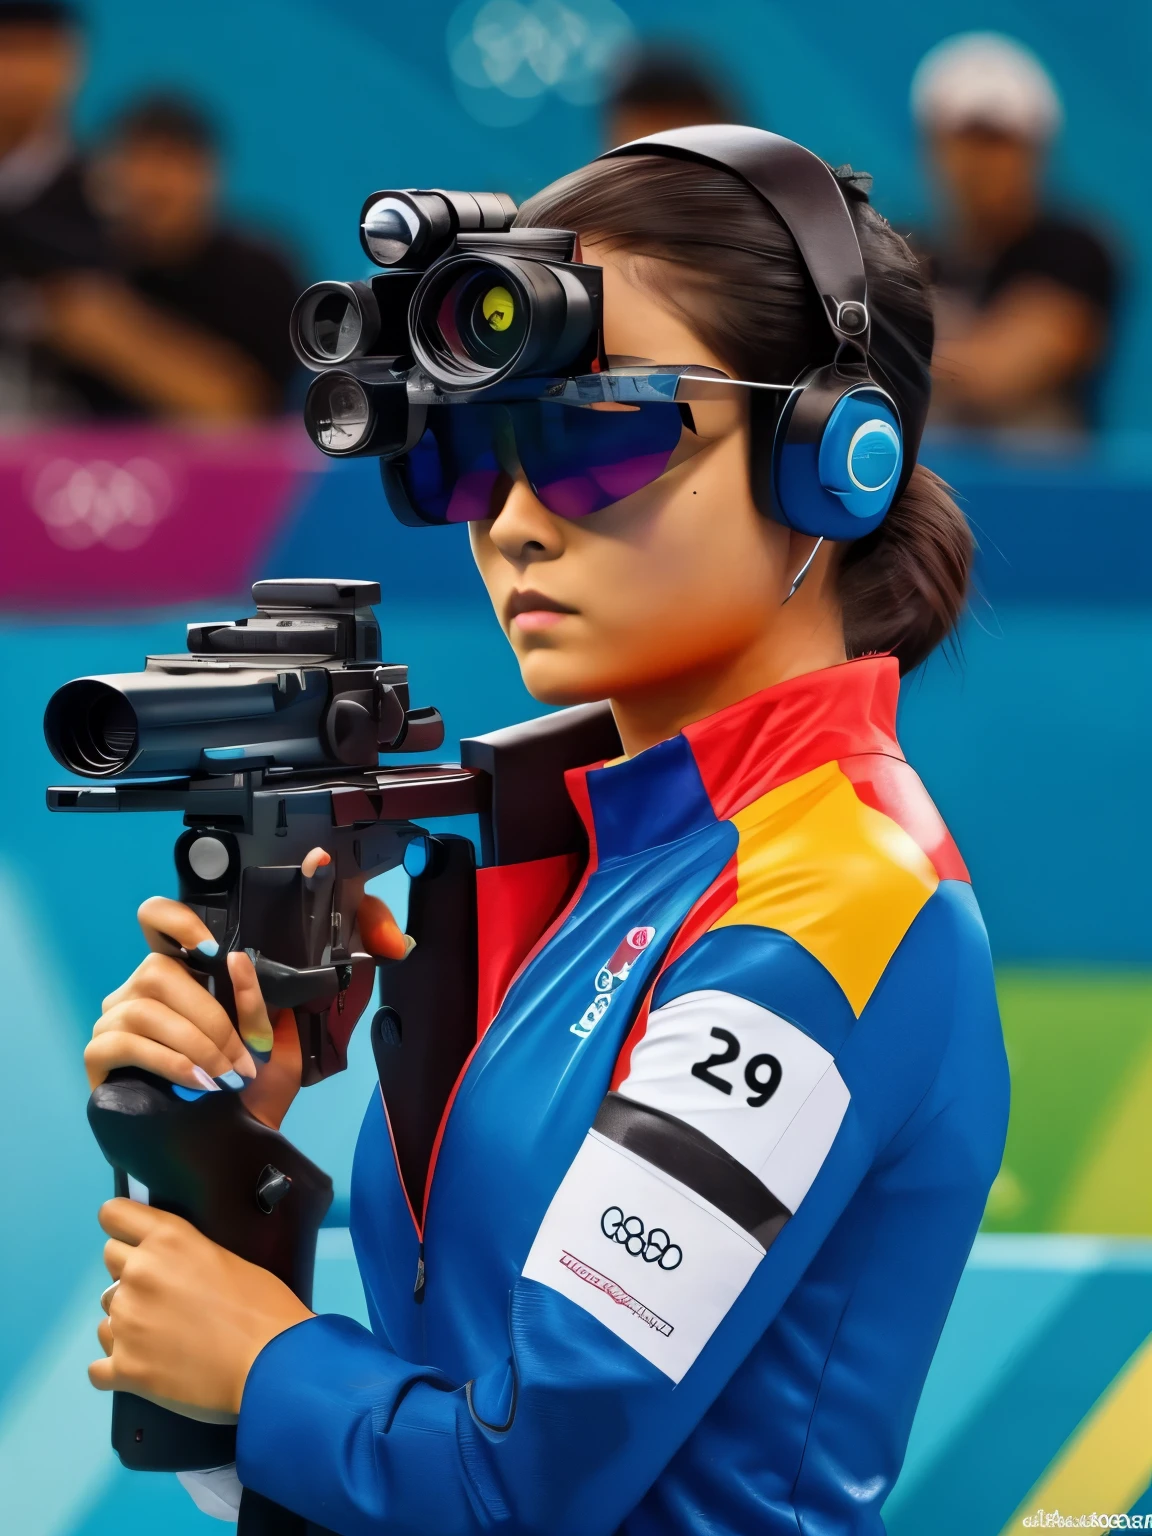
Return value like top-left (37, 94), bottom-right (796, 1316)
top-left (839, 464), bottom-right (972, 674)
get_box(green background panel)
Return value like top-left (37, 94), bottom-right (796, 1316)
top-left (986, 972), bottom-right (1152, 1235)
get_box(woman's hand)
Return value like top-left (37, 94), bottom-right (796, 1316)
top-left (85, 847), bottom-right (411, 1131)
top-left (91, 1198), bottom-right (312, 1421)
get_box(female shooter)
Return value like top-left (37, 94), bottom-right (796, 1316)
top-left (84, 130), bottom-right (1009, 1536)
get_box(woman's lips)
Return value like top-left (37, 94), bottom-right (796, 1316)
top-left (513, 609), bottom-right (569, 632)
top-left (506, 589), bottom-right (577, 633)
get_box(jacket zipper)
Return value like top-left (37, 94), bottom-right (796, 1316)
top-left (400, 853), bottom-right (598, 1309)
top-left (384, 1031), bottom-right (485, 1309)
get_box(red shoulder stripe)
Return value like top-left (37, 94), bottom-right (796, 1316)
top-left (838, 752), bottom-right (970, 883)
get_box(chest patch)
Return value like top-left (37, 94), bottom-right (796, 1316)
top-left (571, 926), bottom-right (657, 1039)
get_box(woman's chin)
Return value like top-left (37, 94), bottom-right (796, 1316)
top-left (517, 650), bottom-right (619, 708)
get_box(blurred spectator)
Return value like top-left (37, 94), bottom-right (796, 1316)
top-left (40, 94), bottom-right (301, 420)
top-left (0, 0), bottom-right (108, 418)
top-left (604, 45), bottom-right (738, 150)
top-left (913, 33), bottom-right (1118, 433)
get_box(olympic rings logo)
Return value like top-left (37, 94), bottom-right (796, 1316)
top-left (26, 456), bottom-right (173, 550)
top-left (600, 1207), bottom-right (683, 1270)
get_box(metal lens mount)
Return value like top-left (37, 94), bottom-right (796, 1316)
top-left (410, 252), bottom-right (589, 390)
top-left (290, 281), bottom-right (381, 369)
top-left (303, 370), bottom-right (412, 458)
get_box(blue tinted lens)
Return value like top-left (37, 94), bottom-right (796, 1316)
top-left (394, 404), bottom-right (509, 524)
top-left (512, 401), bottom-right (683, 518)
top-left (389, 399), bottom-right (684, 524)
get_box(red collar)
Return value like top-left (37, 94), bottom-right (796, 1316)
top-left (679, 655), bottom-right (903, 820)
top-left (566, 657), bottom-right (904, 864)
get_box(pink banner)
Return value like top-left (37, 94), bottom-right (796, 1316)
top-left (0, 424), bottom-right (324, 611)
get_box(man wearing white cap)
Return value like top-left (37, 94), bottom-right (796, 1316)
top-left (912, 32), bottom-right (1117, 432)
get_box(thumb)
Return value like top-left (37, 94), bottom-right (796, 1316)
top-left (358, 894), bottom-right (413, 961)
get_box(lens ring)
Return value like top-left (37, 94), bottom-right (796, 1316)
top-left (410, 255), bottom-right (544, 389)
top-left (304, 371), bottom-right (375, 455)
top-left (45, 680), bottom-right (139, 777)
top-left (290, 282), bottom-right (379, 370)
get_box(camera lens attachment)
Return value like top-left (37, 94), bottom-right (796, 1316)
top-left (409, 253), bottom-right (594, 389)
top-left (303, 370), bottom-right (414, 458)
top-left (360, 189), bottom-right (518, 270)
top-left (362, 193), bottom-right (449, 269)
top-left (291, 281), bottom-right (381, 370)
top-left (45, 679), bottom-right (139, 777)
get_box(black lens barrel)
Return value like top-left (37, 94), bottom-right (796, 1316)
top-left (45, 680), bottom-right (139, 777)
top-left (303, 370), bottom-right (415, 459)
top-left (360, 188), bottom-right (516, 270)
top-left (45, 671), bottom-right (339, 778)
top-left (290, 281), bottom-right (381, 369)
top-left (409, 252), bottom-right (597, 390)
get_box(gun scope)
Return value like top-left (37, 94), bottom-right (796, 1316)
top-left (44, 579), bottom-right (442, 779)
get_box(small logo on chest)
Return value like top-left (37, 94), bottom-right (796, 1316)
top-left (571, 926), bottom-right (657, 1039)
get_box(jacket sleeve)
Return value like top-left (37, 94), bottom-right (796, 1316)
top-left (236, 888), bottom-right (996, 1536)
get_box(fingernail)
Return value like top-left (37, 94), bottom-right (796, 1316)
top-left (218, 1070), bottom-right (247, 1090)
top-left (191, 1067), bottom-right (220, 1091)
top-left (239, 1020), bottom-right (275, 1058)
top-left (195, 938), bottom-right (219, 957)
top-left (402, 934), bottom-right (417, 959)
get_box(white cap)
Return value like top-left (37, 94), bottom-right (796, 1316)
top-left (911, 32), bottom-right (1063, 144)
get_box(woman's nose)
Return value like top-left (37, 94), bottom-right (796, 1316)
top-left (488, 477), bottom-right (566, 564)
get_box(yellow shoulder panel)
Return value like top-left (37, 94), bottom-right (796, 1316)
top-left (710, 761), bottom-right (939, 1016)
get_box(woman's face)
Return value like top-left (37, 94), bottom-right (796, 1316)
top-left (468, 242), bottom-right (804, 709)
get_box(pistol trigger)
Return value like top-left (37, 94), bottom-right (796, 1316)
top-left (334, 962), bottom-right (352, 1013)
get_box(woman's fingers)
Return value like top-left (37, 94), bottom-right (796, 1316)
top-left (100, 1195), bottom-right (174, 1243)
top-left (89, 1353), bottom-right (114, 1390)
top-left (101, 952), bottom-right (256, 1077)
top-left (103, 1236), bottom-right (134, 1281)
top-left (227, 950), bottom-right (275, 1060)
top-left (301, 847), bottom-right (331, 879)
top-left (358, 894), bottom-right (412, 961)
top-left (137, 895), bottom-right (215, 954)
top-left (85, 1028), bottom-right (224, 1093)
top-left (93, 997), bottom-right (239, 1079)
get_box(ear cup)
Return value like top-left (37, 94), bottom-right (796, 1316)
top-left (770, 365), bottom-right (903, 539)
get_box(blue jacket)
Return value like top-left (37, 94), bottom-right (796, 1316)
top-left (237, 657), bottom-right (1009, 1535)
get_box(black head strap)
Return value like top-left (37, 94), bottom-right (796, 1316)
top-left (601, 124), bottom-right (871, 355)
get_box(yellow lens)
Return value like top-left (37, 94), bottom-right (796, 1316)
top-left (482, 285), bottom-right (515, 332)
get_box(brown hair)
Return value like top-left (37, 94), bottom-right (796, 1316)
top-left (516, 155), bottom-right (971, 674)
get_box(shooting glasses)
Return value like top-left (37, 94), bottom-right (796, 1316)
top-left (303, 366), bottom-right (836, 526)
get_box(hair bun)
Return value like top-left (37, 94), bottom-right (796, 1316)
top-left (830, 165), bottom-right (874, 200)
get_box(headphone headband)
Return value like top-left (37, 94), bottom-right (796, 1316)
top-left (600, 124), bottom-right (871, 355)
top-left (600, 123), bottom-right (920, 539)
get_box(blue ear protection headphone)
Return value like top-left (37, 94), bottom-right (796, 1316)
top-left (602, 125), bottom-right (925, 542)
